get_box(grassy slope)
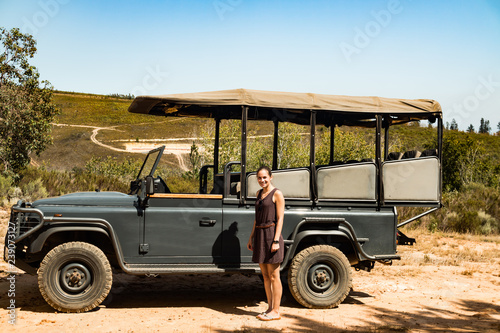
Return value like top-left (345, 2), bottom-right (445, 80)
top-left (34, 92), bottom-right (211, 170)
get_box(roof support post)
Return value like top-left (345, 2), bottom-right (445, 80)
top-left (272, 120), bottom-right (279, 170)
top-left (214, 117), bottom-right (220, 175)
top-left (384, 124), bottom-right (389, 160)
top-left (375, 114), bottom-right (383, 206)
top-left (240, 106), bottom-right (248, 205)
top-left (310, 110), bottom-right (317, 201)
top-left (437, 115), bottom-right (443, 161)
top-left (329, 124), bottom-right (335, 165)
top-left (437, 114), bottom-right (443, 203)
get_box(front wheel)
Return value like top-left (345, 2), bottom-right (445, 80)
top-left (288, 245), bottom-right (352, 308)
top-left (38, 242), bottom-right (112, 313)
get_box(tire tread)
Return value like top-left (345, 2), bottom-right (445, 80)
top-left (38, 241), bottom-right (112, 313)
top-left (288, 245), bottom-right (352, 309)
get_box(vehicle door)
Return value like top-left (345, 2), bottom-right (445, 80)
top-left (142, 194), bottom-right (223, 264)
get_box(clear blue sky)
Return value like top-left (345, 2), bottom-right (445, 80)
top-left (1, 0), bottom-right (499, 131)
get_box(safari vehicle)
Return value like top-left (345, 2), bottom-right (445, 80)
top-left (5, 89), bottom-right (443, 312)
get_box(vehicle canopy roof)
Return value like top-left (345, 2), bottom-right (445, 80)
top-left (128, 88), bottom-right (442, 127)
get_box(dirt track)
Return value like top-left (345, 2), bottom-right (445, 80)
top-left (1, 209), bottom-right (499, 332)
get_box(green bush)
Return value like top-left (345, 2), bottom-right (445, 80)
top-left (403, 183), bottom-right (499, 235)
top-left (85, 156), bottom-right (142, 182)
top-left (17, 166), bottom-right (129, 198)
top-left (20, 178), bottom-right (49, 202)
top-left (316, 127), bottom-right (375, 164)
top-left (0, 174), bottom-right (13, 198)
top-left (441, 131), bottom-right (498, 191)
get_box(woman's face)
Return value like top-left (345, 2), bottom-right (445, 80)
top-left (257, 170), bottom-right (272, 189)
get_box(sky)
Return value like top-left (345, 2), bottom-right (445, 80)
top-left (1, 0), bottom-right (499, 131)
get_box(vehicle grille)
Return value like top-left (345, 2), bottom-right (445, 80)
top-left (11, 211), bottom-right (42, 238)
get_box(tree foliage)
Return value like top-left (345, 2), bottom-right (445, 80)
top-left (441, 130), bottom-right (498, 191)
top-left (479, 117), bottom-right (491, 134)
top-left (449, 118), bottom-right (459, 130)
top-left (0, 27), bottom-right (57, 176)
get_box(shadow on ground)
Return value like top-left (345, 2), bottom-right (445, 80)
top-left (1, 273), bottom-right (498, 332)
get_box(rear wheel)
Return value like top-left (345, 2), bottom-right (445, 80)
top-left (288, 245), bottom-right (352, 308)
top-left (38, 242), bottom-right (112, 313)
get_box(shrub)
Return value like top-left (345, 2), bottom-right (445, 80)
top-left (85, 156), bottom-right (142, 182)
top-left (403, 183), bottom-right (499, 235)
top-left (21, 178), bottom-right (49, 202)
top-left (0, 174), bottom-right (13, 198)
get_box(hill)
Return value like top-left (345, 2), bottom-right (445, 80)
top-left (33, 92), bottom-right (212, 171)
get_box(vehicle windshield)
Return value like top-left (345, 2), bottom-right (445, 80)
top-left (135, 146), bottom-right (165, 180)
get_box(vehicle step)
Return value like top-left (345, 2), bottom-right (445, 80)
top-left (123, 263), bottom-right (259, 275)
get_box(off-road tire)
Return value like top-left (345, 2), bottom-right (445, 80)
top-left (38, 242), bottom-right (112, 313)
top-left (288, 245), bottom-right (352, 308)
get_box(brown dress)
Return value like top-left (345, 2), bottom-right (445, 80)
top-left (252, 188), bottom-right (284, 264)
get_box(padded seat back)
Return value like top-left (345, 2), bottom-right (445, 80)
top-left (421, 149), bottom-right (438, 157)
top-left (402, 150), bottom-right (421, 159)
top-left (387, 152), bottom-right (403, 160)
top-left (317, 162), bottom-right (376, 200)
top-left (247, 168), bottom-right (310, 199)
top-left (383, 157), bottom-right (440, 202)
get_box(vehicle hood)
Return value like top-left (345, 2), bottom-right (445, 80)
top-left (32, 192), bottom-right (137, 207)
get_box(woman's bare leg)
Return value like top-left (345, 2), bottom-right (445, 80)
top-left (259, 263), bottom-right (273, 312)
top-left (267, 263), bottom-right (282, 316)
top-left (259, 263), bottom-right (282, 316)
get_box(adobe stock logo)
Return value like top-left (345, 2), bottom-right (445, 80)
top-left (339, 0), bottom-right (406, 63)
top-left (21, 0), bottom-right (71, 36)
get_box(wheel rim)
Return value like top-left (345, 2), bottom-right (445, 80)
top-left (59, 262), bottom-right (92, 294)
top-left (307, 263), bottom-right (335, 293)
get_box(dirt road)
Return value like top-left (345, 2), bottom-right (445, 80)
top-left (1, 210), bottom-right (499, 332)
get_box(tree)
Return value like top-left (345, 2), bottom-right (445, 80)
top-left (449, 118), bottom-right (459, 131)
top-left (497, 121), bottom-right (500, 134)
top-left (478, 118), bottom-right (491, 134)
top-left (0, 27), bottom-right (57, 176)
top-left (467, 124), bottom-right (475, 133)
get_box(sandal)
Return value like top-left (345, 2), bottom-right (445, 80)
top-left (257, 313), bottom-right (281, 321)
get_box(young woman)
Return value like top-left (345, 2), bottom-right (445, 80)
top-left (247, 166), bottom-right (285, 321)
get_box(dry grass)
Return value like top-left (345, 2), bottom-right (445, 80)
top-left (396, 227), bottom-right (500, 267)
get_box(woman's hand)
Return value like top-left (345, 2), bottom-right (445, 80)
top-left (247, 239), bottom-right (253, 251)
top-left (271, 242), bottom-right (279, 252)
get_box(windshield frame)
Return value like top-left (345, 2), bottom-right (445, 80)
top-left (135, 146), bottom-right (165, 180)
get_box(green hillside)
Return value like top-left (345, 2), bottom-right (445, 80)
top-left (33, 92), bottom-right (211, 171)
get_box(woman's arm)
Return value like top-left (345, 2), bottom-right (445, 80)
top-left (248, 189), bottom-right (262, 251)
top-left (271, 190), bottom-right (285, 252)
top-left (247, 219), bottom-right (256, 251)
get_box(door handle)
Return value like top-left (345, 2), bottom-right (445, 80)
top-left (199, 219), bottom-right (216, 227)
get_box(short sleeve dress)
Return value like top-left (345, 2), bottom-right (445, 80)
top-left (252, 188), bottom-right (284, 264)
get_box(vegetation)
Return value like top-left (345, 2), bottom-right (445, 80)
top-left (478, 117), bottom-right (491, 134)
top-left (0, 27), bottom-right (58, 177)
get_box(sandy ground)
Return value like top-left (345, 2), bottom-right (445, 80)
top-left (1, 208), bottom-right (499, 332)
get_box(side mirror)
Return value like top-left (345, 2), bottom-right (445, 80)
top-left (145, 176), bottom-right (155, 195)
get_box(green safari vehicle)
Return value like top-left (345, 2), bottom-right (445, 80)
top-left (5, 89), bottom-right (443, 312)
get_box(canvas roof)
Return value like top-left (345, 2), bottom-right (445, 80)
top-left (128, 89), bottom-right (442, 126)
